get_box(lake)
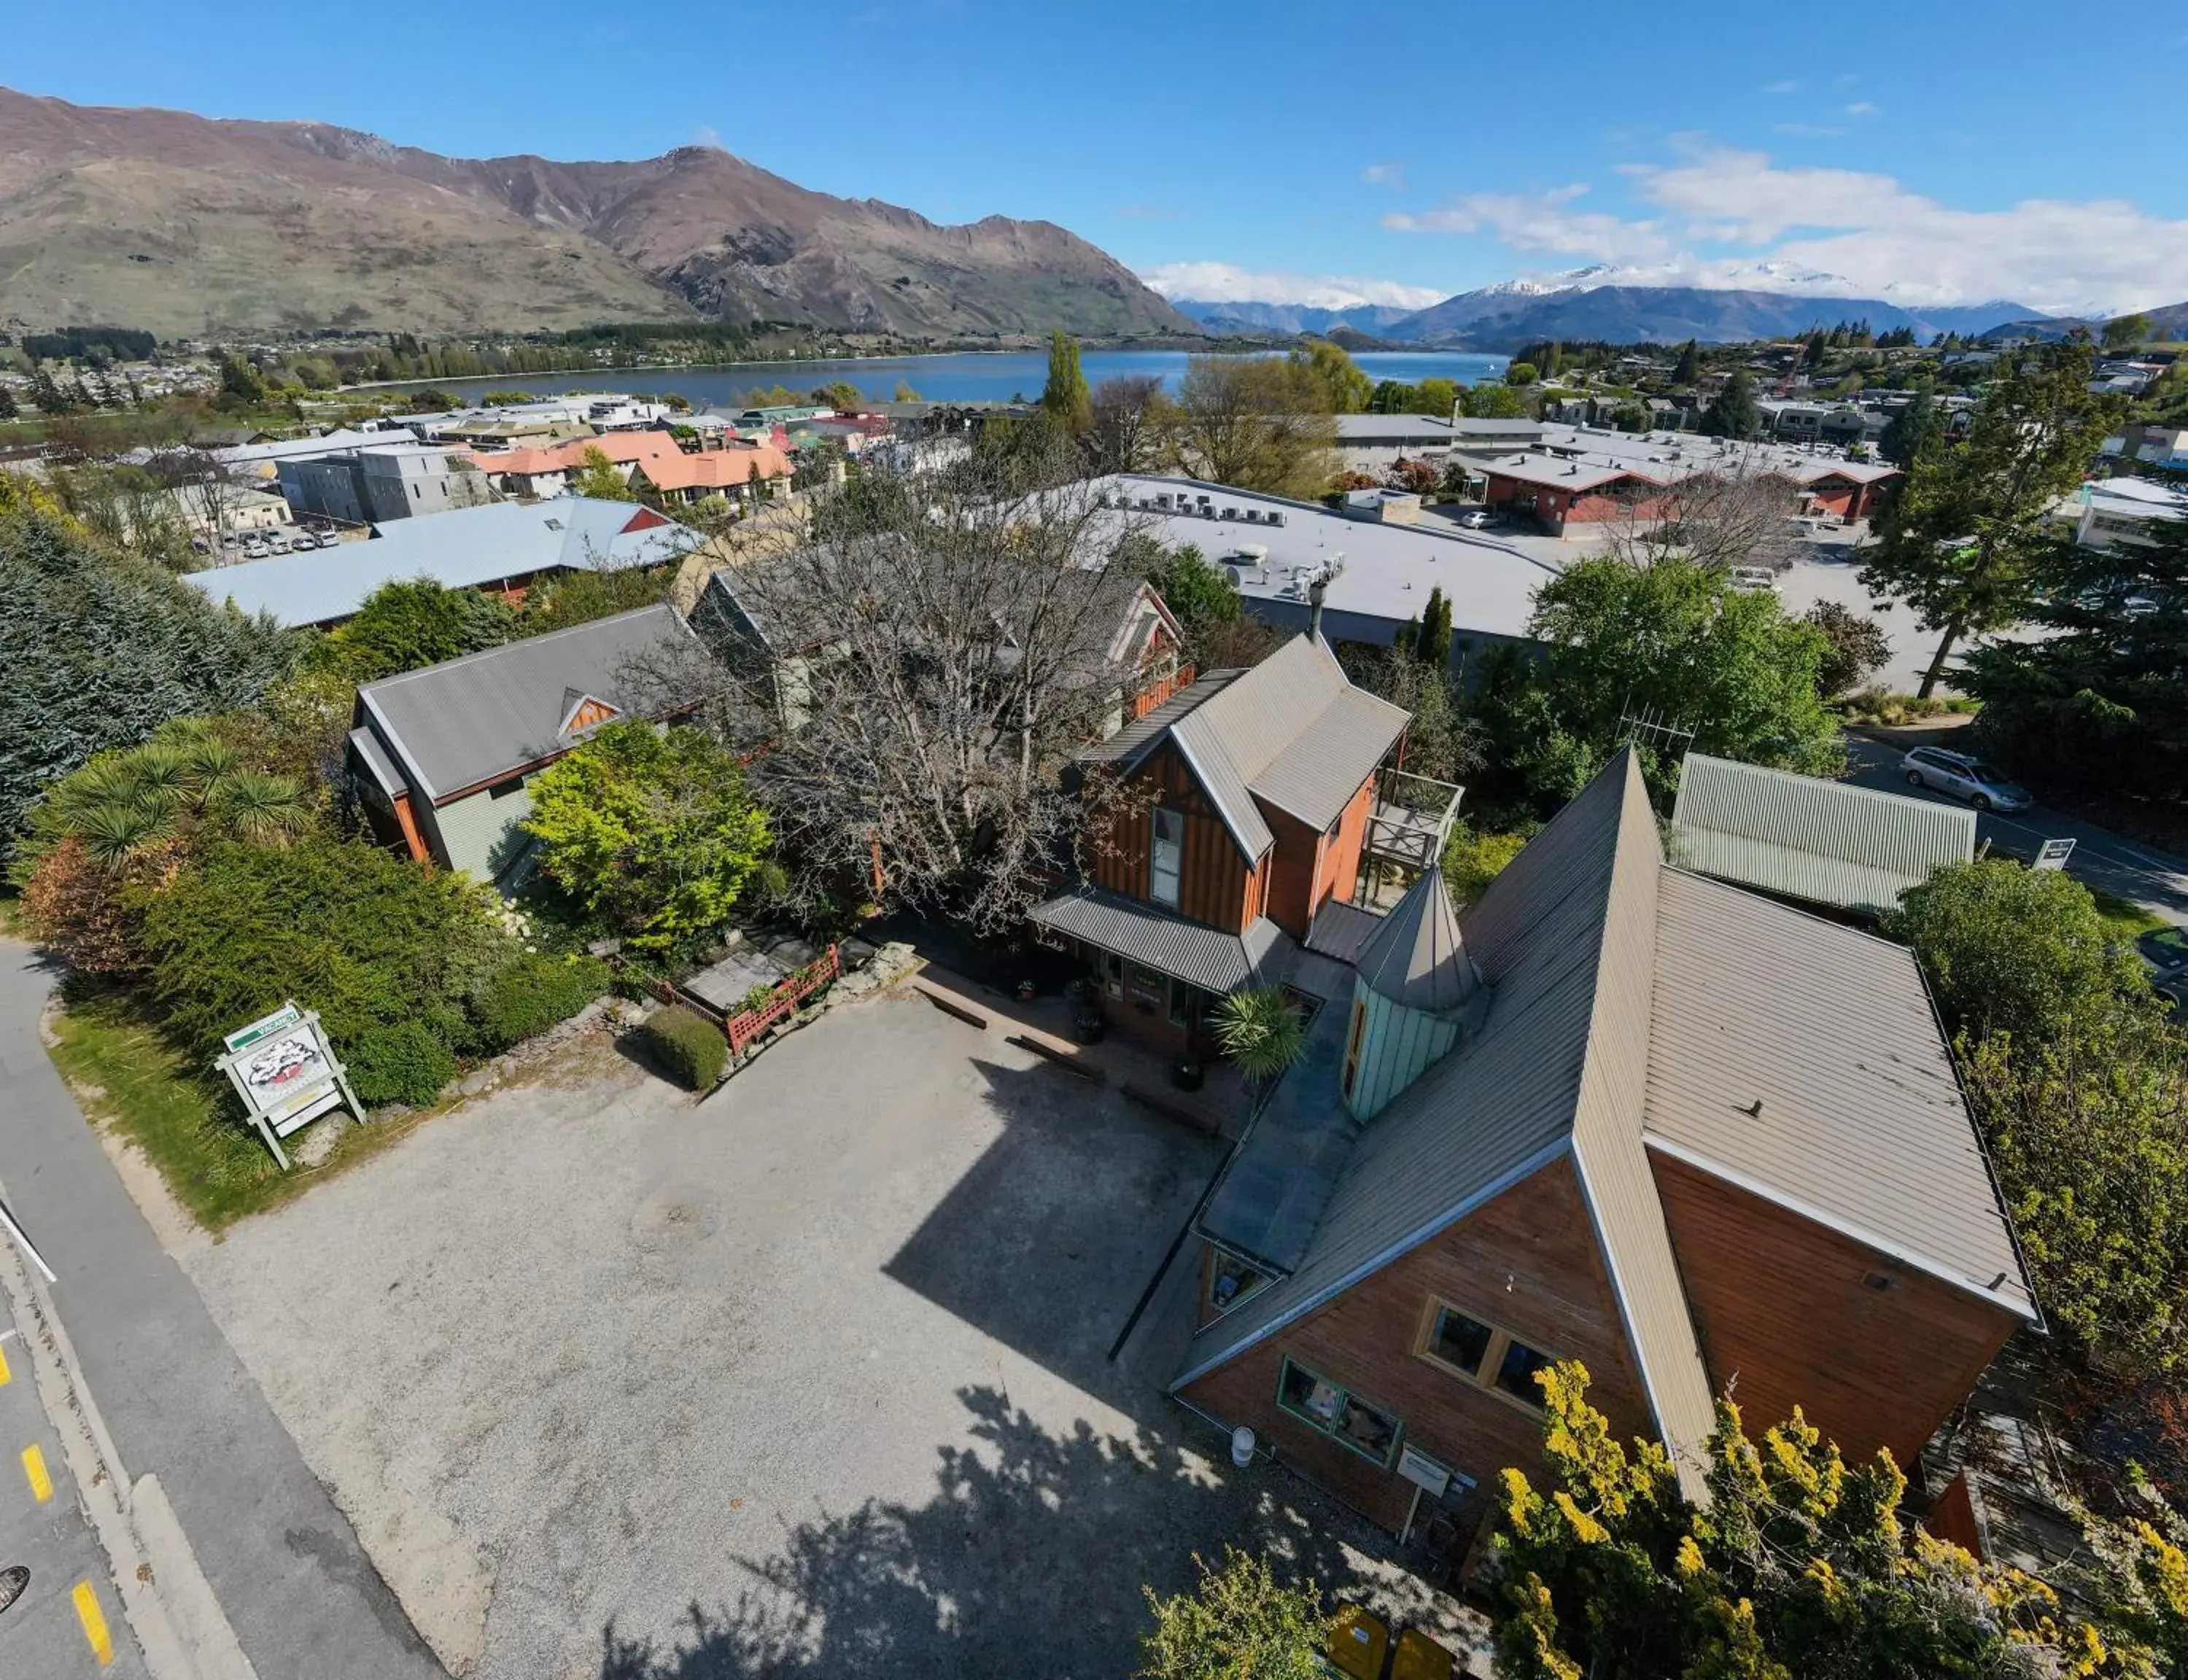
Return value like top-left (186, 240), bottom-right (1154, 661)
top-left (365, 349), bottom-right (1510, 410)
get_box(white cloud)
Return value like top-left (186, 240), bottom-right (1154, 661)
top-left (1362, 162), bottom-right (1408, 190)
top-left (1385, 147), bottom-right (2188, 314)
top-left (1842, 101), bottom-right (1881, 117)
top-left (1138, 261), bottom-right (1446, 310)
top-left (1762, 79), bottom-right (1801, 93)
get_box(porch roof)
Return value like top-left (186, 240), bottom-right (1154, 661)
top-left (1028, 888), bottom-right (1297, 994)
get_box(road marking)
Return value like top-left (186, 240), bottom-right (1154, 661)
top-left (72, 1580), bottom-right (115, 1666)
top-left (21, 1443), bottom-right (51, 1503)
top-left (0, 1340), bottom-right (9, 1386)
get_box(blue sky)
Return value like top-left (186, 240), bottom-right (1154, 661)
top-left (12, 0), bottom-right (2188, 314)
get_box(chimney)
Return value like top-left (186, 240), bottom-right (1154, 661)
top-left (1308, 575), bottom-right (1327, 642)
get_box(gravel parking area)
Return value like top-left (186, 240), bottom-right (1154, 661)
top-left (182, 992), bottom-right (1467, 1679)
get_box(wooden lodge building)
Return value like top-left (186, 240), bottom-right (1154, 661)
top-left (1165, 749), bottom-right (2035, 1552)
top-left (1028, 633), bottom-right (1462, 1055)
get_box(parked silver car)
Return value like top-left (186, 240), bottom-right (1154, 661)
top-left (1900, 745), bottom-right (2033, 813)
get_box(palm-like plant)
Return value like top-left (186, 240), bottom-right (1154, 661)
top-left (1214, 987), bottom-right (1308, 1084)
top-left (74, 796), bottom-right (181, 868)
top-left (209, 771), bottom-right (313, 847)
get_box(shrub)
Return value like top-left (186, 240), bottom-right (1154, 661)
top-left (471, 952), bottom-right (610, 1052)
top-left (640, 1004), bottom-right (726, 1089)
top-left (344, 1019), bottom-right (455, 1108)
top-left (1214, 987), bottom-right (1306, 1082)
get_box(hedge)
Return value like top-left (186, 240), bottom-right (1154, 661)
top-left (641, 1005), bottom-right (726, 1089)
top-left (472, 952), bottom-right (610, 1053)
top-left (345, 1020), bottom-right (456, 1108)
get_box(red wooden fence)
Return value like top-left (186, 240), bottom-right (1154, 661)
top-left (725, 944), bottom-right (841, 1058)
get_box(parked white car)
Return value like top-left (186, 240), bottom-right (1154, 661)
top-left (1455, 508), bottom-right (1492, 529)
top-left (1900, 746), bottom-right (2033, 814)
top-left (1728, 565), bottom-right (1780, 593)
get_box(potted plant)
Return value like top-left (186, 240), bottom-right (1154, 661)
top-left (1171, 1055), bottom-right (1205, 1092)
top-left (1016, 976), bottom-right (1039, 1002)
top-left (1214, 987), bottom-right (1308, 1092)
top-left (1071, 1003), bottom-right (1107, 1044)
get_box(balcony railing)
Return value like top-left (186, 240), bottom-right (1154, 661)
top-left (1363, 769), bottom-right (1465, 876)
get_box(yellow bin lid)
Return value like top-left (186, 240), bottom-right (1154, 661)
top-left (1392, 1626), bottom-right (1456, 1680)
top-left (1328, 1603), bottom-right (1389, 1680)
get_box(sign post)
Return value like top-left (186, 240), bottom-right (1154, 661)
top-left (2033, 837), bottom-right (2077, 872)
top-left (214, 1001), bottom-right (362, 1170)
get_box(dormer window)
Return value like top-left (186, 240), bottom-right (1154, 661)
top-left (558, 693), bottom-right (621, 737)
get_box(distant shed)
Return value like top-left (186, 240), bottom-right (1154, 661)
top-left (1668, 752), bottom-right (1976, 916)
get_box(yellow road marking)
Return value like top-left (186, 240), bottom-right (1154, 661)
top-left (72, 1580), bottom-right (114, 1666)
top-left (0, 1341), bottom-right (11, 1386)
top-left (21, 1443), bottom-right (51, 1503)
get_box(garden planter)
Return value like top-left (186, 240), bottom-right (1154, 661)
top-left (1071, 1010), bottom-right (1106, 1045)
top-left (1171, 1058), bottom-right (1205, 1092)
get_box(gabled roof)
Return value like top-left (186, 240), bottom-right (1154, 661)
top-left (1669, 753), bottom-right (1976, 914)
top-left (184, 498), bottom-right (701, 627)
top-left (1093, 636), bottom-right (1409, 858)
top-left (632, 443), bottom-right (790, 491)
top-left (1173, 752), bottom-right (2034, 1493)
top-left (357, 604), bottom-right (699, 801)
top-left (1354, 866), bottom-right (1480, 1013)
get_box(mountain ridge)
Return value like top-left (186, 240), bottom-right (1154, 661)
top-left (0, 88), bottom-right (1194, 339)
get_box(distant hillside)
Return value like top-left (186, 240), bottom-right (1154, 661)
top-left (1384, 284), bottom-right (2041, 349)
top-left (1167, 298), bottom-right (1420, 338)
top-left (1979, 300), bottom-right (2188, 343)
top-left (0, 88), bottom-right (1194, 339)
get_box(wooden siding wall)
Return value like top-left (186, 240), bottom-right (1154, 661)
top-left (1182, 1155), bottom-right (1654, 1534)
top-left (1324, 778), bottom-right (1376, 911)
top-left (1261, 804), bottom-right (1323, 937)
top-left (1090, 744), bottom-right (1258, 933)
top-left (1650, 1150), bottom-right (2020, 1469)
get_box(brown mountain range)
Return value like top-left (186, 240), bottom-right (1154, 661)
top-left (0, 88), bottom-right (1193, 339)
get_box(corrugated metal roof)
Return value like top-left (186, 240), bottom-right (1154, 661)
top-left (1248, 686), bottom-right (1412, 831)
top-left (185, 499), bottom-right (701, 627)
top-left (1028, 888), bottom-right (1297, 993)
top-left (358, 604), bottom-right (699, 800)
top-left (346, 727), bottom-right (408, 799)
top-left (1355, 866), bottom-right (1481, 1013)
top-left (1645, 867), bottom-right (2035, 1319)
top-left (1669, 754), bottom-right (1974, 914)
top-left (1306, 898), bottom-right (1384, 964)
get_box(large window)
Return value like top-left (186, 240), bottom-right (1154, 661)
top-left (1276, 1357), bottom-right (1403, 1466)
top-left (1150, 807), bottom-right (1184, 908)
top-left (1418, 1299), bottom-right (1556, 1412)
top-left (1205, 1246), bottom-right (1274, 1315)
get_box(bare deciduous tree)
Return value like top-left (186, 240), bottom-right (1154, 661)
top-left (1595, 448), bottom-right (1801, 575)
top-left (1086, 374), bottom-right (1166, 475)
top-left (687, 442), bottom-right (1156, 932)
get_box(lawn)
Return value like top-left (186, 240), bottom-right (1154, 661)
top-left (2090, 887), bottom-right (2169, 945)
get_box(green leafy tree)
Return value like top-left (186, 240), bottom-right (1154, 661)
top-left (1959, 515), bottom-right (2188, 803)
top-left (1339, 643), bottom-right (1483, 785)
top-left (893, 380), bottom-right (921, 402)
top-left (1464, 382), bottom-right (1529, 419)
top-left (1139, 1547), bottom-right (1332, 1680)
top-left (2106, 313), bottom-right (2154, 350)
top-left (1166, 357), bottom-right (1335, 499)
top-left (520, 564), bottom-right (672, 635)
top-left (1697, 370), bottom-right (1761, 440)
top-left (1505, 361), bottom-right (1540, 387)
top-left (1802, 599), bottom-right (1893, 697)
top-left (1213, 987), bottom-right (1307, 1082)
top-left (1492, 1363), bottom-right (2126, 1680)
top-left (1440, 823), bottom-right (1528, 909)
top-left (1877, 380), bottom-right (1941, 469)
top-left (1860, 342), bottom-right (2122, 696)
top-left (1292, 339), bottom-right (1372, 414)
top-left (814, 381), bottom-right (864, 414)
top-left (215, 354), bottom-right (266, 410)
top-left (569, 445), bottom-right (637, 502)
top-left (1476, 556), bottom-right (1840, 816)
top-left (1414, 585), bottom-right (1454, 667)
top-left (1672, 339), bottom-right (1702, 385)
top-left (1141, 542), bottom-right (1241, 650)
top-left (311, 578), bottom-right (516, 685)
top-left (1040, 331), bottom-right (1094, 435)
top-left (0, 510), bottom-right (297, 849)
top-left (1884, 858), bottom-right (2154, 1056)
top-left (522, 720), bottom-right (772, 953)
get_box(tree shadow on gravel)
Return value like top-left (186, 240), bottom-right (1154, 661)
top-left (594, 1382), bottom-right (1414, 1680)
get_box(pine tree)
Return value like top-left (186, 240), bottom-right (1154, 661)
top-left (1672, 340), bottom-right (1701, 385)
top-left (1878, 381), bottom-right (1939, 469)
top-left (1697, 370), bottom-right (1760, 440)
top-left (1040, 331), bottom-right (1093, 435)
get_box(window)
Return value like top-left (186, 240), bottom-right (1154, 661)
top-left (1418, 1299), bottom-right (1556, 1412)
top-left (1276, 1358), bottom-right (1403, 1466)
top-left (1205, 1246), bottom-right (1274, 1315)
top-left (1150, 806), bottom-right (1184, 909)
top-left (1341, 1000), bottom-right (1367, 1100)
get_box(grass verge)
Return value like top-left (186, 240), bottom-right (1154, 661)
top-left (2090, 887), bottom-right (2169, 946)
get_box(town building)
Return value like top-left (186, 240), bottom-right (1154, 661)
top-left (626, 442), bottom-right (792, 506)
top-left (1667, 752), bottom-right (1976, 917)
top-left (276, 440), bottom-right (494, 525)
top-left (2051, 475), bottom-right (2188, 551)
top-left (1089, 474), bottom-right (1556, 680)
top-left (1334, 414), bottom-right (1462, 475)
top-left (346, 604), bottom-right (703, 886)
top-left (2102, 423), bottom-right (2188, 475)
top-left (184, 497), bottom-right (702, 627)
top-left (1171, 752), bottom-right (2034, 1558)
top-left (1028, 632), bottom-right (1462, 1056)
top-left (214, 426), bottom-right (412, 481)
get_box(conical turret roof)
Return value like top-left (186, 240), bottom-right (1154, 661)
top-left (1354, 866), bottom-right (1481, 1014)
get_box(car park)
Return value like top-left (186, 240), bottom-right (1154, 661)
top-left (1899, 745), bottom-right (2034, 813)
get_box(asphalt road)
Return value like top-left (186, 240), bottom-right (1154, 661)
top-left (0, 1288), bottom-right (148, 1679)
top-left (0, 941), bottom-right (445, 1680)
top-left (1844, 738), bottom-right (2188, 924)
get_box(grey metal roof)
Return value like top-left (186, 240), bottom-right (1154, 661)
top-left (184, 499), bottom-right (702, 627)
top-left (1668, 753), bottom-right (1976, 914)
top-left (1028, 888), bottom-right (1297, 994)
top-left (1645, 867), bottom-right (2035, 1320)
top-left (1082, 672), bottom-right (1245, 768)
top-left (357, 604), bottom-right (699, 801)
top-left (1171, 753), bottom-right (1717, 1497)
top-left (1354, 866), bottom-right (1481, 1012)
top-left (1305, 897), bottom-right (1385, 965)
top-left (346, 727), bottom-right (408, 799)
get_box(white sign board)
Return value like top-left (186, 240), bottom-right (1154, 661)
top-left (215, 1001), bottom-right (362, 1170)
top-left (1397, 1444), bottom-right (1453, 1496)
top-left (2033, 838), bottom-right (2076, 871)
